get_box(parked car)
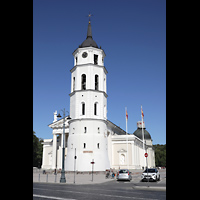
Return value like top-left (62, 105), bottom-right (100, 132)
top-left (141, 168), bottom-right (160, 182)
top-left (117, 169), bottom-right (132, 181)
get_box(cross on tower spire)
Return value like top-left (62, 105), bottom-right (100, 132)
top-left (87, 12), bottom-right (93, 24)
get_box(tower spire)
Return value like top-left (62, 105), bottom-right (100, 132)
top-left (87, 21), bottom-right (92, 38)
top-left (79, 13), bottom-right (98, 48)
top-left (86, 13), bottom-right (93, 38)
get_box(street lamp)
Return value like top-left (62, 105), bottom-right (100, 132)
top-left (57, 108), bottom-right (71, 183)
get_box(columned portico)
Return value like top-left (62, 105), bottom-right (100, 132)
top-left (47, 114), bottom-right (70, 170)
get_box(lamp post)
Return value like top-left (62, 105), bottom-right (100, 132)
top-left (57, 108), bottom-right (71, 183)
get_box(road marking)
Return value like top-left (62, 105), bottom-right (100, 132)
top-left (33, 188), bottom-right (159, 200)
top-left (157, 177), bottom-right (166, 184)
top-left (33, 194), bottom-right (76, 200)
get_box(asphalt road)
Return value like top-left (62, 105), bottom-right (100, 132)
top-left (33, 180), bottom-right (166, 200)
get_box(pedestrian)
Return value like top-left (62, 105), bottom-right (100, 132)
top-left (112, 172), bottom-right (115, 179)
top-left (106, 170), bottom-right (110, 178)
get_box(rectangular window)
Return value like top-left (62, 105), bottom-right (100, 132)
top-left (73, 77), bottom-right (75, 92)
top-left (97, 143), bottom-right (100, 149)
top-left (98, 127), bottom-right (100, 133)
top-left (94, 54), bottom-right (98, 65)
top-left (95, 75), bottom-right (99, 90)
top-left (83, 143), bottom-right (86, 149)
top-left (82, 103), bottom-right (85, 115)
top-left (81, 74), bottom-right (86, 90)
top-left (84, 127), bottom-right (87, 133)
top-left (94, 103), bottom-right (97, 115)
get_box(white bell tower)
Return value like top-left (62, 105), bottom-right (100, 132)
top-left (65, 20), bottom-right (110, 171)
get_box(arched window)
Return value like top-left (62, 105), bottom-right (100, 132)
top-left (81, 74), bottom-right (86, 90)
top-left (120, 154), bottom-right (125, 165)
top-left (95, 75), bottom-right (99, 90)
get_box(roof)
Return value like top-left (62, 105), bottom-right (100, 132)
top-left (107, 119), bottom-right (126, 135)
top-left (133, 128), bottom-right (152, 140)
top-left (79, 22), bottom-right (98, 48)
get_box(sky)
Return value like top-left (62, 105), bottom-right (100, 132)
top-left (33, 0), bottom-right (166, 145)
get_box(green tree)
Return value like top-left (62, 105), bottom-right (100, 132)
top-left (153, 144), bottom-right (166, 167)
top-left (33, 131), bottom-right (43, 168)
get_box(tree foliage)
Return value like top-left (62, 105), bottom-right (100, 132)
top-left (33, 131), bottom-right (43, 168)
top-left (153, 144), bottom-right (166, 167)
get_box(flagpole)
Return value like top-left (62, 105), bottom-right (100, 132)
top-left (125, 107), bottom-right (129, 169)
top-left (141, 105), bottom-right (146, 169)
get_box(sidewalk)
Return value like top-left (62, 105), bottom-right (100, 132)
top-left (33, 169), bottom-right (166, 186)
top-left (33, 172), bottom-right (115, 185)
top-left (33, 169), bottom-right (144, 185)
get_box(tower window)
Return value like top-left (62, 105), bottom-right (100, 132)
top-left (94, 102), bottom-right (97, 115)
top-left (94, 54), bottom-right (98, 65)
top-left (84, 127), bottom-right (87, 133)
top-left (73, 77), bottom-right (75, 92)
top-left (98, 127), bottom-right (100, 134)
top-left (95, 75), bottom-right (99, 90)
top-left (83, 143), bottom-right (86, 149)
top-left (82, 102), bottom-right (85, 115)
top-left (97, 143), bottom-right (100, 149)
top-left (104, 105), bottom-right (106, 119)
top-left (81, 74), bottom-right (86, 90)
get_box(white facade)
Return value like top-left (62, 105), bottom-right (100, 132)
top-left (42, 117), bottom-right (155, 171)
top-left (41, 21), bottom-right (155, 171)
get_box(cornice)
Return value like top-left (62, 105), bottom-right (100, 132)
top-left (72, 46), bottom-right (106, 57)
top-left (70, 63), bottom-right (108, 74)
top-left (68, 118), bottom-right (107, 125)
top-left (69, 89), bottom-right (108, 98)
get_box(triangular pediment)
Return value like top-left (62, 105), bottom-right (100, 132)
top-left (48, 117), bottom-right (69, 129)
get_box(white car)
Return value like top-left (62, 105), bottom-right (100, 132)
top-left (117, 169), bottom-right (132, 181)
top-left (141, 168), bottom-right (160, 182)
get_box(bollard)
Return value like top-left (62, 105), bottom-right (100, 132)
top-left (38, 174), bottom-right (40, 182)
top-left (46, 174), bottom-right (48, 182)
top-left (55, 174), bottom-right (57, 183)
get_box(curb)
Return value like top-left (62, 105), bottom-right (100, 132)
top-left (132, 186), bottom-right (166, 191)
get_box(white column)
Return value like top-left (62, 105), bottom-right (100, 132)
top-left (52, 134), bottom-right (57, 169)
top-left (60, 132), bottom-right (65, 169)
top-left (41, 145), bottom-right (46, 169)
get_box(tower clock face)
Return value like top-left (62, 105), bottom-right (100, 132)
top-left (82, 52), bottom-right (88, 58)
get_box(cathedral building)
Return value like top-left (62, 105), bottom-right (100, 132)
top-left (41, 21), bottom-right (155, 171)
